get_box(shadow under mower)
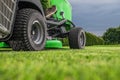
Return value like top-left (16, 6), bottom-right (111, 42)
top-left (0, 0), bottom-right (86, 51)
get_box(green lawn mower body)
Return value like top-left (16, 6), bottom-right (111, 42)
top-left (0, 42), bottom-right (9, 48)
top-left (45, 0), bottom-right (72, 48)
top-left (51, 0), bottom-right (72, 20)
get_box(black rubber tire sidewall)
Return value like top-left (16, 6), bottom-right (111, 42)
top-left (69, 27), bottom-right (86, 49)
top-left (27, 12), bottom-right (46, 50)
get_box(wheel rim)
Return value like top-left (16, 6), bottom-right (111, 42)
top-left (79, 32), bottom-right (85, 47)
top-left (31, 20), bottom-right (44, 45)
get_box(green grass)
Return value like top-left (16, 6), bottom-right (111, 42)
top-left (0, 45), bottom-right (120, 80)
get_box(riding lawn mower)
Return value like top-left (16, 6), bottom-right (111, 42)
top-left (0, 0), bottom-right (86, 51)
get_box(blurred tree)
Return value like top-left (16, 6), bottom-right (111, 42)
top-left (103, 26), bottom-right (120, 44)
top-left (85, 32), bottom-right (104, 46)
top-left (41, 0), bottom-right (51, 10)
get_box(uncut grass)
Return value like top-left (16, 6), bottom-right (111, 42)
top-left (0, 46), bottom-right (120, 80)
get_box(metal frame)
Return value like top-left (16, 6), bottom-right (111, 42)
top-left (46, 19), bottom-right (75, 38)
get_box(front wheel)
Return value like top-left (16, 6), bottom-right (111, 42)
top-left (68, 27), bottom-right (86, 49)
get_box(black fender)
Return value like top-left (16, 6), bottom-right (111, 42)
top-left (18, 0), bottom-right (45, 17)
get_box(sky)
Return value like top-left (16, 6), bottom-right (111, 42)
top-left (69, 0), bottom-right (120, 36)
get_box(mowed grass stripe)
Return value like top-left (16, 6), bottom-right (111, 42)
top-left (0, 45), bottom-right (120, 80)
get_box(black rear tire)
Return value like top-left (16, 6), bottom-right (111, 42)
top-left (68, 27), bottom-right (86, 49)
top-left (8, 41), bottom-right (22, 51)
top-left (11, 9), bottom-right (47, 51)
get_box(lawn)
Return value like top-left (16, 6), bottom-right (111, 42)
top-left (0, 45), bottom-right (120, 80)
